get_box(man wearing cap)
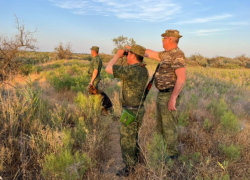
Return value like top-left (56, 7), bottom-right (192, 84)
top-left (127, 30), bottom-right (186, 160)
top-left (88, 46), bottom-right (102, 89)
top-left (105, 44), bottom-right (149, 177)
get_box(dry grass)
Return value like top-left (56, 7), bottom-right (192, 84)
top-left (1, 57), bottom-right (250, 179)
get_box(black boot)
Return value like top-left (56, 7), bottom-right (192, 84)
top-left (116, 166), bottom-right (134, 177)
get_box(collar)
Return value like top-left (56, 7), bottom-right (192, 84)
top-left (165, 47), bottom-right (180, 55)
top-left (130, 63), bottom-right (146, 67)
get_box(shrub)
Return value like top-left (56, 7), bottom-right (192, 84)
top-left (74, 92), bottom-right (102, 119)
top-left (20, 64), bottom-right (37, 75)
top-left (46, 63), bottom-right (61, 69)
top-left (178, 111), bottom-right (189, 127)
top-left (203, 118), bottom-right (213, 131)
top-left (54, 42), bottom-right (72, 60)
top-left (42, 130), bottom-right (91, 180)
top-left (220, 111), bottom-right (240, 132)
top-left (82, 55), bottom-right (92, 61)
top-left (46, 72), bottom-right (89, 92)
top-left (219, 144), bottom-right (241, 160)
top-left (146, 133), bottom-right (168, 172)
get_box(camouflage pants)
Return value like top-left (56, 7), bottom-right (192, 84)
top-left (120, 106), bottom-right (145, 166)
top-left (93, 78), bottom-right (100, 89)
top-left (156, 91), bottom-right (181, 157)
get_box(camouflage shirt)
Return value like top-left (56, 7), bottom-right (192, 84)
top-left (155, 47), bottom-right (186, 90)
top-left (113, 63), bottom-right (149, 106)
top-left (88, 55), bottom-right (103, 80)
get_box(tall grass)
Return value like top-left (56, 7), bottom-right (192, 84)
top-left (1, 56), bottom-right (250, 179)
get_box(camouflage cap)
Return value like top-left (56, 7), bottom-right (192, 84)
top-left (161, 29), bottom-right (182, 38)
top-left (90, 46), bottom-right (99, 53)
top-left (130, 44), bottom-right (146, 57)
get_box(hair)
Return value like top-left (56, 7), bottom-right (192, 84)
top-left (130, 51), bottom-right (144, 62)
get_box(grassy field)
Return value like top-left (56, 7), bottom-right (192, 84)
top-left (0, 54), bottom-right (250, 179)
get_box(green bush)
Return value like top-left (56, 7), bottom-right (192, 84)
top-left (220, 111), bottom-right (240, 132)
top-left (74, 92), bottom-right (102, 119)
top-left (203, 118), bottom-right (213, 131)
top-left (20, 64), bottom-right (38, 75)
top-left (42, 130), bottom-right (91, 180)
top-left (219, 144), bottom-right (241, 160)
top-left (178, 111), bottom-right (189, 127)
top-left (146, 133), bottom-right (168, 171)
top-left (46, 63), bottom-right (61, 69)
top-left (207, 98), bottom-right (240, 132)
top-left (82, 55), bottom-right (92, 61)
top-left (46, 72), bottom-right (89, 92)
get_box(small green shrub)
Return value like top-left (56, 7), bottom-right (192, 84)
top-left (20, 64), bottom-right (37, 75)
top-left (46, 63), bottom-right (61, 69)
top-left (82, 55), bottom-right (92, 61)
top-left (219, 144), bottom-right (241, 160)
top-left (42, 130), bottom-right (91, 180)
top-left (178, 111), bottom-right (189, 127)
top-left (220, 111), bottom-right (240, 132)
top-left (46, 72), bottom-right (89, 92)
top-left (203, 118), bottom-right (213, 131)
top-left (74, 92), bottom-right (102, 119)
top-left (146, 133), bottom-right (168, 171)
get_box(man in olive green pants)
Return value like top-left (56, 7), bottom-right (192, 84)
top-left (106, 44), bottom-right (148, 177)
top-left (144, 29), bottom-right (186, 158)
top-left (88, 46), bottom-right (102, 89)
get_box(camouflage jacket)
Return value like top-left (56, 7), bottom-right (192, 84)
top-left (88, 55), bottom-right (103, 80)
top-left (155, 47), bottom-right (186, 90)
top-left (113, 63), bottom-right (149, 106)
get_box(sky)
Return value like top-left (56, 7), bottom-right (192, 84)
top-left (1, 0), bottom-right (250, 58)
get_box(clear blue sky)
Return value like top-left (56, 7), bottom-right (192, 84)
top-left (1, 0), bottom-right (250, 58)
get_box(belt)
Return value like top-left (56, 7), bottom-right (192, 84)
top-left (159, 87), bottom-right (174, 92)
top-left (122, 104), bottom-right (144, 110)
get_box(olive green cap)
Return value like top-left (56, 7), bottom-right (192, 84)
top-left (161, 29), bottom-right (182, 38)
top-left (130, 44), bottom-right (146, 57)
top-left (90, 46), bottom-right (99, 53)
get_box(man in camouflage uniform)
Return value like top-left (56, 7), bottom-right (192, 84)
top-left (143, 29), bottom-right (186, 159)
top-left (105, 44), bottom-right (149, 177)
top-left (88, 46), bottom-right (102, 89)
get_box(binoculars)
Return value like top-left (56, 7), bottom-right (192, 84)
top-left (123, 51), bottom-right (128, 56)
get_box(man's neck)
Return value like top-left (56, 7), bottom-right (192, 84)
top-left (92, 54), bottom-right (98, 57)
top-left (128, 60), bottom-right (140, 65)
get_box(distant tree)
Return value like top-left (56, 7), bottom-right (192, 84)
top-left (0, 15), bottom-right (37, 81)
top-left (111, 35), bottom-right (136, 55)
top-left (54, 42), bottom-right (72, 60)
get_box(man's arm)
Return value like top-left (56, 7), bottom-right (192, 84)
top-left (125, 45), bottom-right (161, 61)
top-left (144, 49), bottom-right (161, 61)
top-left (90, 69), bottom-right (98, 85)
top-left (168, 67), bottom-right (186, 112)
top-left (105, 49), bottom-right (124, 74)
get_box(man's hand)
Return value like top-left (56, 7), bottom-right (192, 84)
top-left (117, 49), bottom-right (125, 58)
top-left (168, 97), bottom-right (177, 112)
top-left (106, 49), bottom-right (125, 74)
top-left (125, 45), bottom-right (131, 50)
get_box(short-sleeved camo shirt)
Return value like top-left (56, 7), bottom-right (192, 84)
top-left (113, 63), bottom-right (149, 106)
top-left (155, 47), bottom-right (186, 90)
top-left (88, 55), bottom-right (103, 81)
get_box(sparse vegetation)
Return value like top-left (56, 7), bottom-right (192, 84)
top-left (1, 48), bottom-right (250, 179)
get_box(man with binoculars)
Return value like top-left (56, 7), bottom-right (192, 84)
top-left (105, 44), bottom-right (149, 177)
